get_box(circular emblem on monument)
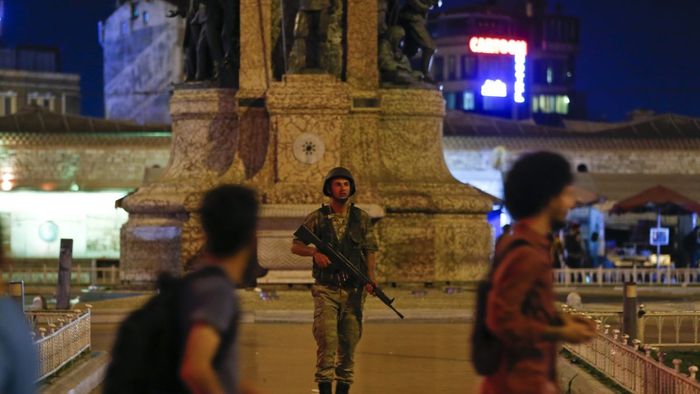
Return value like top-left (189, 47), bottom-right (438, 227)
top-left (293, 133), bottom-right (325, 164)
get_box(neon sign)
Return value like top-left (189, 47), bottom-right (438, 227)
top-left (469, 36), bottom-right (527, 104)
top-left (481, 79), bottom-right (507, 97)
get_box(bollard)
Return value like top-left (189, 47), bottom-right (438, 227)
top-left (622, 334), bottom-right (630, 345)
top-left (673, 359), bottom-right (682, 373)
top-left (623, 282), bottom-right (638, 340)
top-left (8, 281), bottom-right (24, 311)
top-left (690, 366), bottom-right (699, 380)
top-left (613, 329), bottom-right (620, 341)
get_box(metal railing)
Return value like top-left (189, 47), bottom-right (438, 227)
top-left (554, 267), bottom-right (700, 286)
top-left (3, 264), bottom-right (121, 286)
top-left (562, 306), bottom-right (700, 393)
top-left (575, 310), bottom-right (700, 348)
top-left (640, 312), bottom-right (700, 347)
top-left (28, 308), bottom-right (92, 382)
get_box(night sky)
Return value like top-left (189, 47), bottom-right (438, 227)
top-left (3, 0), bottom-right (700, 121)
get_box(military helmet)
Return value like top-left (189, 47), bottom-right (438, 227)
top-left (323, 167), bottom-right (356, 197)
top-left (387, 25), bottom-right (406, 43)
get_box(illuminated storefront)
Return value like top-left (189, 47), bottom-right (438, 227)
top-left (0, 191), bottom-right (129, 259)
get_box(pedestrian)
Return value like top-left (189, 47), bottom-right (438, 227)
top-left (564, 223), bottom-right (586, 268)
top-left (480, 152), bottom-right (596, 394)
top-left (291, 167), bottom-right (379, 394)
top-left (0, 226), bottom-right (39, 394)
top-left (178, 185), bottom-right (262, 394)
top-left (104, 185), bottom-right (262, 394)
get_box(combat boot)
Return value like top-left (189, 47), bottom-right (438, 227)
top-left (336, 381), bottom-right (350, 394)
top-left (318, 381), bottom-right (332, 394)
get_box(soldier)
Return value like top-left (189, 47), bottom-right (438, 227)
top-left (379, 25), bottom-right (424, 85)
top-left (398, 0), bottom-right (438, 82)
top-left (291, 167), bottom-right (378, 394)
top-left (288, 0), bottom-right (342, 75)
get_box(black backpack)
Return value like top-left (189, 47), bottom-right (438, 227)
top-left (104, 267), bottom-right (228, 394)
top-left (471, 238), bottom-right (530, 376)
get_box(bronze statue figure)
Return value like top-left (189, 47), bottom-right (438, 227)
top-left (379, 26), bottom-right (424, 85)
top-left (169, 0), bottom-right (239, 87)
top-left (398, 0), bottom-right (438, 83)
top-left (288, 0), bottom-right (344, 78)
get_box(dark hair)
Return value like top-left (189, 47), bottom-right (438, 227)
top-left (199, 185), bottom-right (259, 258)
top-left (504, 151), bottom-right (573, 220)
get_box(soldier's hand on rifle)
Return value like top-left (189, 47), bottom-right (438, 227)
top-left (312, 250), bottom-right (331, 268)
top-left (365, 282), bottom-right (376, 295)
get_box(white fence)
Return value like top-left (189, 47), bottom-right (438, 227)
top-left (28, 308), bottom-right (92, 382)
top-left (554, 267), bottom-right (700, 286)
top-left (562, 306), bottom-right (700, 393)
top-left (583, 311), bottom-right (700, 348)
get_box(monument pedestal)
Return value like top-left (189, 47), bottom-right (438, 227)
top-left (119, 0), bottom-right (494, 284)
top-left (120, 88), bottom-right (239, 281)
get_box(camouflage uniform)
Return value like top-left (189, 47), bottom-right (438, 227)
top-left (297, 204), bottom-right (378, 386)
top-left (288, 0), bottom-right (343, 77)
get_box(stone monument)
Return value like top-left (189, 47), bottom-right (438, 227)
top-left (120, 0), bottom-right (492, 283)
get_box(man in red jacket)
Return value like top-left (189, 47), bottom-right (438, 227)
top-left (481, 152), bottom-right (596, 394)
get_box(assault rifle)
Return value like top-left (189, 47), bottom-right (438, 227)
top-left (294, 225), bottom-right (405, 319)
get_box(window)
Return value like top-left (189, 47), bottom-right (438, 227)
top-left (460, 55), bottom-right (477, 79)
top-left (462, 91), bottom-right (475, 111)
top-left (27, 92), bottom-right (55, 112)
top-left (0, 91), bottom-right (16, 116)
top-left (432, 56), bottom-right (444, 82)
top-left (447, 55), bottom-right (457, 81)
top-left (444, 92), bottom-right (457, 110)
top-left (532, 94), bottom-right (569, 114)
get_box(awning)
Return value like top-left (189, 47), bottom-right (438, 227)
top-left (575, 173), bottom-right (700, 206)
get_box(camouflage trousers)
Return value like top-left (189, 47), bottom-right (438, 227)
top-left (311, 284), bottom-right (366, 384)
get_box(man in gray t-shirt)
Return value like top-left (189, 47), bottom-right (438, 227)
top-left (179, 185), bottom-right (262, 394)
top-left (182, 265), bottom-right (240, 393)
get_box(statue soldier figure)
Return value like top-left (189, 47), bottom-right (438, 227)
top-left (288, 0), bottom-right (343, 76)
top-left (398, 0), bottom-right (438, 82)
top-left (379, 25), bottom-right (424, 85)
top-left (204, 0), bottom-right (239, 86)
top-left (291, 167), bottom-right (379, 394)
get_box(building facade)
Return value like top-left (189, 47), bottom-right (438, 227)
top-left (100, 0), bottom-right (184, 124)
top-left (428, 1), bottom-right (581, 120)
top-left (0, 108), bottom-right (170, 261)
top-left (0, 47), bottom-right (81, 116)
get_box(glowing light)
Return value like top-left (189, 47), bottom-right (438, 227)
top-left (469, 37), bottom-right (528, 56)
top-left (1, 171), bottom-right (13, 191)
top-left (481, 79), bottom-right (508, 98)
top-left (469, 36), bottom-right (528, 104)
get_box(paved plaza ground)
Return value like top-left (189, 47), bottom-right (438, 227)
top-left (83, 285), bottom-right (700, 393)
top-left (91, 322), bottom-right (480, 394)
